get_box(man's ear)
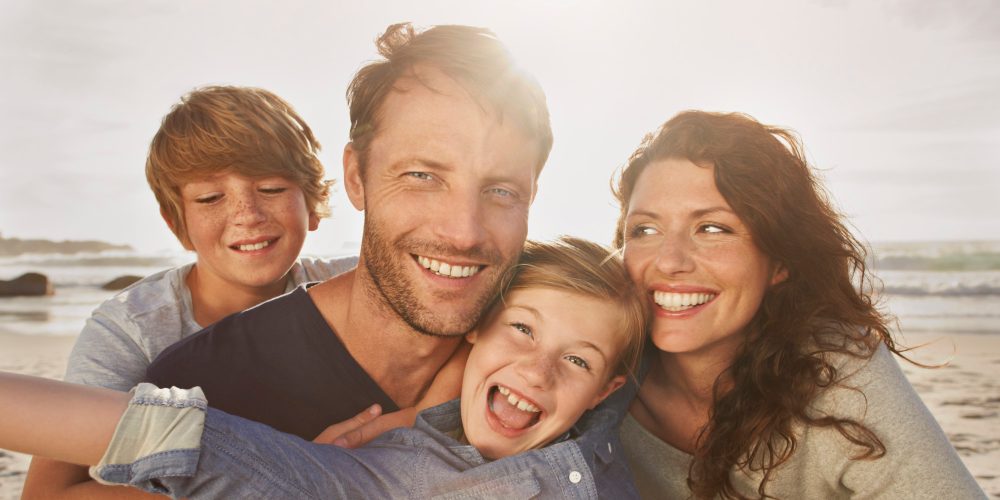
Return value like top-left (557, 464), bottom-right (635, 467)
top-left (161, 207), bottom-right (194, 251)
top-left (589, 375), bottom-right (626, 409)
top-left (343, 143), bottom-right (366, 211)
top-left (770, 263), bottom-right (789, 286)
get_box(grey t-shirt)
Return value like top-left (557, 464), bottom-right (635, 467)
top-left (64, 256), bottom-right (357, 391)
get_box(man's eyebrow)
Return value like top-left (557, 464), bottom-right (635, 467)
top-left (389, 157), bottom-right (452, 172)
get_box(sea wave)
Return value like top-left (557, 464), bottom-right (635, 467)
top-left (0, 251), bottom-right (184, 268)
top-left (872, 241), bottom-right (1000, 271)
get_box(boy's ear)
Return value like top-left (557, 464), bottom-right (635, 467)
top-left (308, 211), bottom-right (320, 232)
top-left (589, 375), bottom-right (626, 410)
top-left (161, 208), bottom-right (194, 251)
top-left (343, 143), bottom-right (366, 212)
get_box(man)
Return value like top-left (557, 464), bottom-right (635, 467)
top-left (149, 22), bottom-right (553, 439)
top-left (22, 23), bottom-right (552, 499)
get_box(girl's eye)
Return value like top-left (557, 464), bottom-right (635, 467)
top-left (565, 355), bottom-right (590, 370)
top-left (195, 194), bottom-right (222, 204)
top-left (509, 322), bottom-right (533, 339)
top-left (259, 187), bottom-right (287, 195)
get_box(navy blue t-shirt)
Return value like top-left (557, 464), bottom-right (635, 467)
top-left (146, 284), bottom-right (399, 440)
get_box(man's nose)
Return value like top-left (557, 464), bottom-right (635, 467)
top-left (430, 189), bottom-right (488, 252)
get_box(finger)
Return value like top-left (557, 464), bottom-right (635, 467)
top-left (334, 407), bottom-right (417, 448)
top-left (312, 404), bottom-right (382, 444)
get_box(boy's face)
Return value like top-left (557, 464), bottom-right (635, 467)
top-left (460, 287), bottom-right (626, 460)
top-left (173, 170), bottom-right (318, 294)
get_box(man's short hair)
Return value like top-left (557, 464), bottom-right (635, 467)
top-left (146, 86), bottom-right (330, 247)
top-left (347, 23), bottom-right (553, 174)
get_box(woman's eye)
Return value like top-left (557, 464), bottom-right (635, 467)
top-left (699, 224), bottom-right (729, 234)
top-left (509, 322), bottom-right (533, 339)
top-left (565, 355), bottom-right (590, 370)
top-left (628, 225), bottom-right (658, 238)
top-left (195, 194), bottom-right (222, 204)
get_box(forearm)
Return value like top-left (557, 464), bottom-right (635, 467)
top-left (22, 458), bottom-right (162, 500)
top-left (0, 372), bottom-right (128, 466)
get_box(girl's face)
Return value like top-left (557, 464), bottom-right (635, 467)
top-left (176, 170), bottom-right (318, 296)
top-left (621, 158), bottom-right (785, 361)
top-left (459, 287), bottom-right (626, 460)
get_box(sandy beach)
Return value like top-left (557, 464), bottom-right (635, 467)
top-left (1, 330), bottom-right (998, 498)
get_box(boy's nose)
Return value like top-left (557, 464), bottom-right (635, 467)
top-left (231, 196), bottom-right (267, 226)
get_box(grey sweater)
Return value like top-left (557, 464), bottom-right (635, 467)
top-left (620, 344), bottom-right (985, 499)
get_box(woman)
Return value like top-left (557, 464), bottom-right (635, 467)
top-left (611, 111), bottom-right (983, 498)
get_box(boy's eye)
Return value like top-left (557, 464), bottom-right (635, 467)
top-left (259, 187), bottom-right (287, 195)
top-left (509, 322), bottom-right (533, 339)
top-left (565, 355), bottom-right (590, 370)
top-left (194, 194), bottom-right (222, 204)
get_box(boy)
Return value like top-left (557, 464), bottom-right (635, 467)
top-left (25, 86), bottom-right (356, 497)
top-left (3, 237), bottom-right (645, 498)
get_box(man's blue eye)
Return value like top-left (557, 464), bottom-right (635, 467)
top-left (407, 172), bottom-right (434, 181)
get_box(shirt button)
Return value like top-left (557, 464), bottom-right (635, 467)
top-left (607, 442), bottom-right (613, 454)
top-left (569, 470), bottom-right (582, 484)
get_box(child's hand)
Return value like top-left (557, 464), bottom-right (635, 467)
top-left (312, 405), bottom-right (417, 448)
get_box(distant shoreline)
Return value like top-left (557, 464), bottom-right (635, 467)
top-left (0, 234), bottom-right (131, 257)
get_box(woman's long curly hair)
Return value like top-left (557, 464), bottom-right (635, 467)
top-left (612, 111), bottom-right (902, 499)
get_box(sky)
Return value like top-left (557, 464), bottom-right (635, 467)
top-left (1, 0), bottom-right (998, 255)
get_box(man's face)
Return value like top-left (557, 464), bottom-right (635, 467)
top-left (344, 68), bottom-right (541, 337)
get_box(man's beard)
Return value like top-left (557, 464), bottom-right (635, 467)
top-left (360, 216), bottom-right (515, 337)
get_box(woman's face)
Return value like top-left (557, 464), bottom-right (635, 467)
top-left (622, 158), bottom-right (785, 360)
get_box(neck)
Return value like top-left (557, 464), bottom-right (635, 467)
top-left (629, 342), bottom-right (739, 453)
top-left (309, 263), bottom-right (464, 408)
top-left (186, 265), bottom-right (287, 327)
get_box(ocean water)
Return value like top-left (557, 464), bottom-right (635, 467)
top-left (0, 241), bottom-right (999, 338)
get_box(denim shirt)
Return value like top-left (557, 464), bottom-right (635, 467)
top-left (92, 384), bottom-right (639, 499)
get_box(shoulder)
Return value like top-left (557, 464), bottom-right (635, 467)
top-left (291, 256), bottom-right (357, 284)
top-left (95, 264), bottom-right (192, 320)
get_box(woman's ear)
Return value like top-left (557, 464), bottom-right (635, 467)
top-left (589, 375), bottom-right (626, 409)
top-left (770, 263), bottom-right (789, 286)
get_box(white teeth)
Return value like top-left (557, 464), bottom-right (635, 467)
top-left (653, 291), bottom-right (716, 312)
top-left (237, 240), bottom-right (271, 251)
top-left (416, 255), bottom-right (482, 279)
top-left (496, 385), bottom-right (539, 413)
